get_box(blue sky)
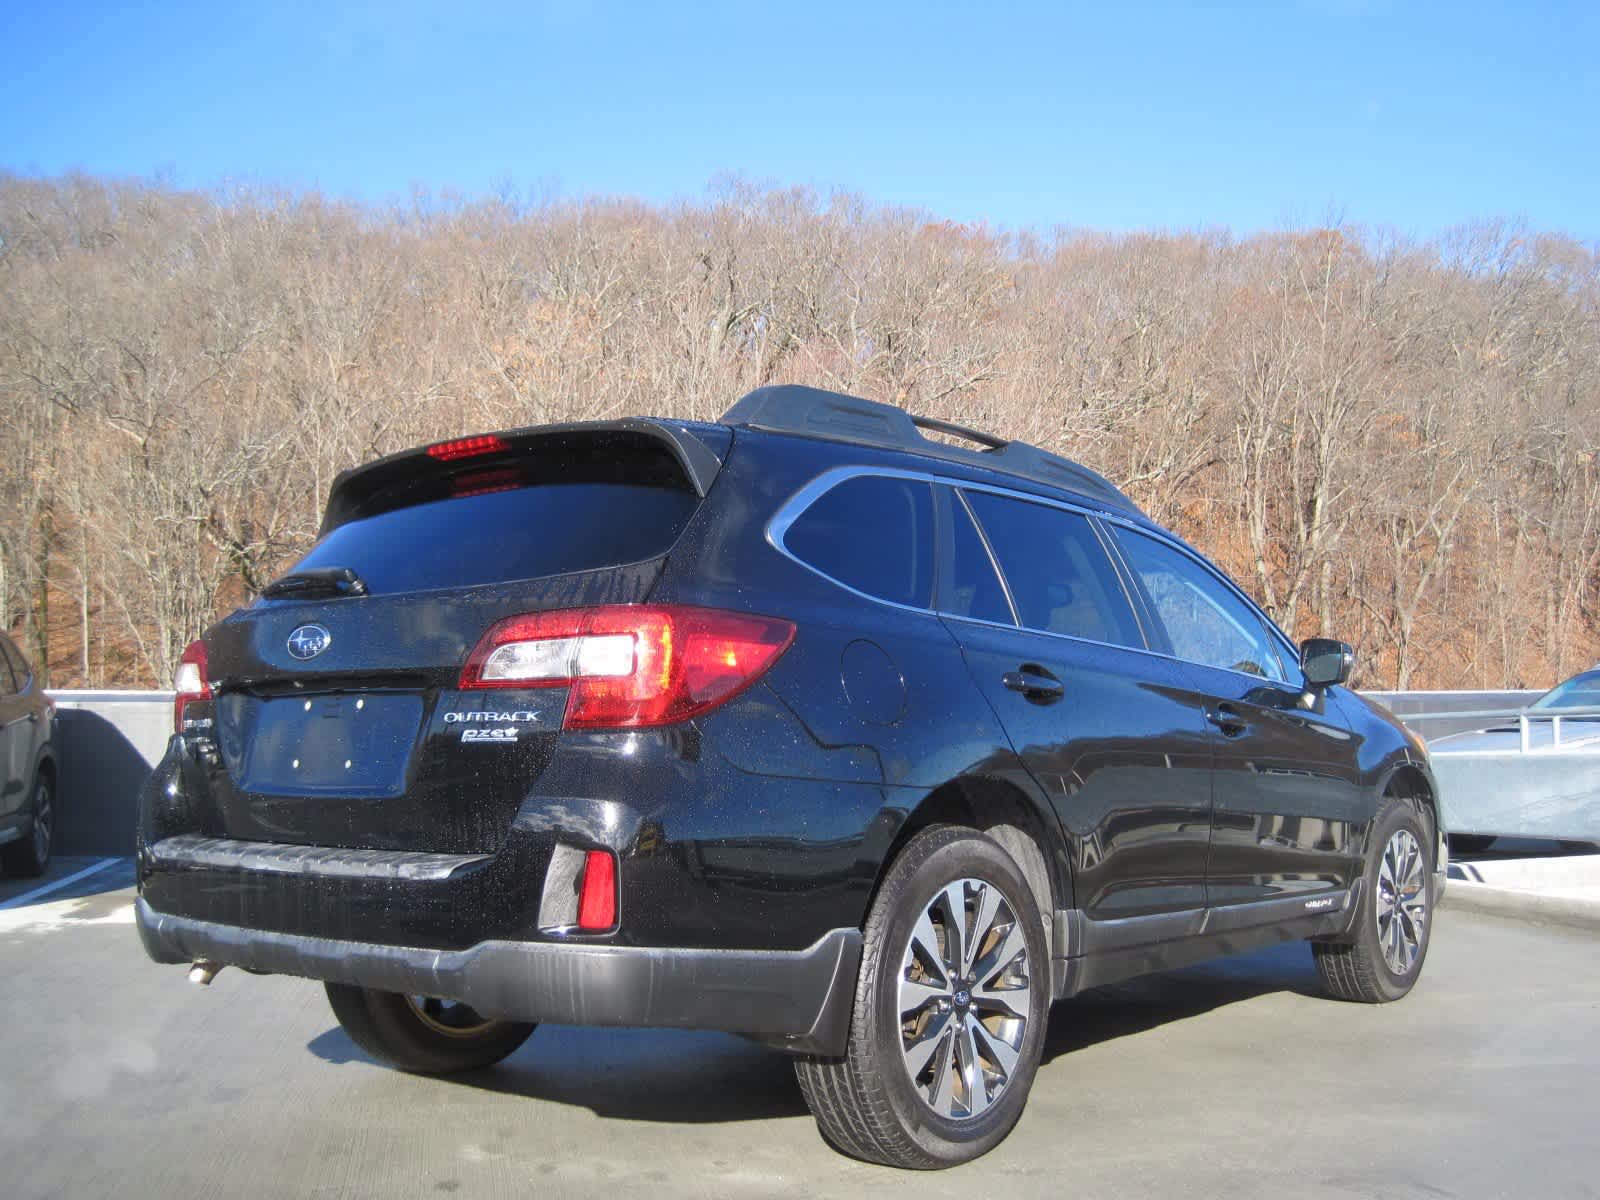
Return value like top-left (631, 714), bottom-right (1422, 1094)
top-left (3, 1), bottom-right (1596, 239)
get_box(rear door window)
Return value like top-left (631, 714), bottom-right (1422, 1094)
top-left (283, 482), bottom-right (701, 596)
top-left (783, 475), bottom-right (935, 608)
top-left (963, 491), bottom-right (1143, 647)
top-left (939, 491), bottom-right (1016, 625)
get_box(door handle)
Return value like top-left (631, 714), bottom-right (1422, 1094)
top-left (1206, 704), bottom-right (1248, 736)
top-left (1003, 665), bottom-right (1064, 703)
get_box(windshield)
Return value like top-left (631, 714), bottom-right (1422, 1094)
top-left (1531, 669), bottom-right (1600, 711)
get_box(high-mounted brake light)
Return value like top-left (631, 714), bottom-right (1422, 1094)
top-left (173, 639), bottom-right (212, 732)
top-left (426, 433), bottom-right (507, 461)
top-left (459, 605), bottom-right (796, 729)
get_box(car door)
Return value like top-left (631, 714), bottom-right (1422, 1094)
top-left (939, 486), bottom-right (1216, 921)
top-left (1107, 525), bottom-right (1364, 905)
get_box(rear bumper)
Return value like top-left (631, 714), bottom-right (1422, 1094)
top-left (136, 897), bottom-right (861, 1055)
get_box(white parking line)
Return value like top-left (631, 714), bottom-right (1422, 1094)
top-left (0, 857), bottom-right (124, 910)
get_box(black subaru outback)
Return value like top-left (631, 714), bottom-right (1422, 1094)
top-left (138, 385), bottom-right (1444, 1168)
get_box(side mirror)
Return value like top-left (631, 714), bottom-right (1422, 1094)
top-left (1300, 638), bottom-right (1354, 688)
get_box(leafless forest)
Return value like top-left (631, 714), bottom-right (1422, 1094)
top-left (1, 174), bottom-right (1596, 691)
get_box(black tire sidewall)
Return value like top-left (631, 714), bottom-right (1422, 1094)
top-left (328, 984), bottom-right (536, 1074)
top-left (1357, 801), bottom-right (1433, 1000)
top-left (863, 830), bottom-right (1049, 1163)
top-left (3, 770), bottom-right (52, 876)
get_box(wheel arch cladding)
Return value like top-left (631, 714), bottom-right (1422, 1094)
top-left (1384, 761), bottom-right (1444, 867)
top-left (1382, 762), bottom-right (1437, 827)
top-left (871, 775), bottom-right (1068, 946)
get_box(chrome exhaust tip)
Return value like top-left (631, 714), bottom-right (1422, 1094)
top-left (187, 960), bottom-right (223, 986)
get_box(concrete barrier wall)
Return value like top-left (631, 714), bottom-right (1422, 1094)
top-left (43, 687), bottom-right (1549, 855)
top-left (48, 691), bottom-right (174, 856)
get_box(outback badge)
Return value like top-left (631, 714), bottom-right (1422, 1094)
top-left (287, 624), bottom-right (332, 660)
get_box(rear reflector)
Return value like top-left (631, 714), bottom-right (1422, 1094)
top-left (459, 605), bottom-right (796, 729)
top-left (577, 849), bottom-right (618, 930)
top-left (427, 434), bottom-right (507, 461)
top-left (173, 639), bottom-right (212, 732)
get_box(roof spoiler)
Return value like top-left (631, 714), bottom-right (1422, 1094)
top-left (720, 385), bottom-right (1138, 514)
top-left (320, 418), bottom-right (730, 535)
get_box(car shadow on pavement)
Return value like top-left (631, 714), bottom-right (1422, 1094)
top-left (307, 941), bottom-right (1324, 1122)
top-left (307, 1023), bottom-right (814, 1123)
top-left (0, 855), bottom-right (136, 906)
top-left (1042, 939), bottom-right (1324, 1065)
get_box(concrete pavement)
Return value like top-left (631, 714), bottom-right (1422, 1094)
top-left (1, 864), bottom-right (1596, 1199)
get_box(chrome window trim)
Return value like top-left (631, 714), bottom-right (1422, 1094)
top-left (767, 463), bottom-right (1305, 687)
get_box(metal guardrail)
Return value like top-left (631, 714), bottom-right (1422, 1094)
top-left (45, 690), bottom-right (175, 855)
top-left (1521, 707), bottom-right (1600, 752)
top-left (1401, 705), bottom-right (1600, 752)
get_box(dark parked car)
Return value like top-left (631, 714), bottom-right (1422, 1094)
top-left (0, 631), bottom-right (56, 877)
top-left (137, 386), bottom-right (1444, 1168)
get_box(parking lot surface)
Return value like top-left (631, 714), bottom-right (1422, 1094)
top-left (2, 860), bottom-right (1597, 1199)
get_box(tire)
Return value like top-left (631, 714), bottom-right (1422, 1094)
top-left (2, 769), bottom-right (53, 878)
top-left (794, 826), bottom-right (1049, 1169)
top-left (1314, 797), bottom-right (1434, 1004)
top-left (1448, 833), bottom-right (1496, 855)
top-left (325, 984), bottom-right (536, 1074)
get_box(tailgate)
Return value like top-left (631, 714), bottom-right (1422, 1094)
top-left (196, 422), bottom-right (725, 853)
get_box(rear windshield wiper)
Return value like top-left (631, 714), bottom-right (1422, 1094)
top-left (260, 566), bottom-right (370, 600)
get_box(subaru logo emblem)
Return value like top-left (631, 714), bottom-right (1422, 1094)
top-left (287, 624), bottom-right (332, 660)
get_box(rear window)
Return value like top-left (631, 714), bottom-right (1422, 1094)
top-left (280, 482), bottom-right (700, 595)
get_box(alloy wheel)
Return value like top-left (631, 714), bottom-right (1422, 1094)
top-left (898, 877), bottom-right (1031, 1120)
top-left (403, 996), bottom-right (501, 1039)
top-left (33, 779), bottom-right (52, 862)
top-left (1375, 828), bottom-right (1427, 975)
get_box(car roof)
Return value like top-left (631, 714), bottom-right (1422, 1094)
top-left (719, 385), bottom-right (1143, 518)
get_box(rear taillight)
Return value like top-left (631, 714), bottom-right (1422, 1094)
top-left (459, 604), bottom-right (796, 729)
top-left (577, 849), bottom-right (618, 930)
top-left (173, 639), bottom-right (212, 732)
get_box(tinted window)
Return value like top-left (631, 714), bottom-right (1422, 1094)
top-left (940, 493), bottom-right (1014, 625)
top-left (785, 476), bottom-right (934, 608)
top-left (0, 637), bottom-right (15, 694)
top-left (964, 492), bottom-right (1142, 647)
top-left (1114, 528), bottom-right (1287, 681)
top-left (282, 483), bottom-right (701, 596)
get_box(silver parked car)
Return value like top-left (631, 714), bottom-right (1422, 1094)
top-left (1429, 668), bottom-right (1600, 755)
top-left (1430, 667), bottom-right (1600, 852)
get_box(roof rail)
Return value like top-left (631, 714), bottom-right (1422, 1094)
top-left (718, 385), bottom-right (1139, 514)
